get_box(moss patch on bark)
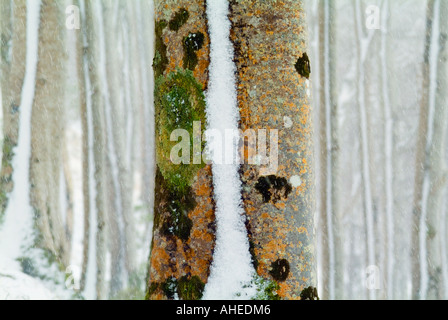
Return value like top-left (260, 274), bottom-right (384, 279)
top-left (154, 69), bottom-right (206, 195)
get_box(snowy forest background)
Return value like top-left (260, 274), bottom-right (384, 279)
top-left (0, 0), bottom-right (447, 300)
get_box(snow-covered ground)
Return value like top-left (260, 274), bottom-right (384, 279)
top-left (0, 0), bottom-right (73, 300)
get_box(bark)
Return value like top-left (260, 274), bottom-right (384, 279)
top-left (411, 0), bottom-right (435, 300)
top-left (318, 0), bottom-right (341, 300)
top-left (147, 0), bottom-right (215, 300)
top-left (102, 0), bottom-right (128, 295)
top-left (380, 0), bottom-right (395, 300)
top-left (0, 0), bottom-right (26, 217)
top-left (231, 0), bottom-right (317, 300)
top-left (426, 0), bottom-right (448, 300)
top-left (29, 0), bottom-right (69, 265)
top-left (84, 0), bottom-right (108, 299)
top-left (354, 0), bottom-right (376, 300)
top-left (75, 0), bottom-right (90, 292)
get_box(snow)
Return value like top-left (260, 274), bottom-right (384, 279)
top-left (0, 0), bottom-right (74, 300)
top-left (0, 269), bottom-right (54, 300)
top-left (202, 0), bottom-right (256, 300)
top-left (66, 121), bottom-right (84, 292)
top-left (0, 0), bottom-right (41, 270)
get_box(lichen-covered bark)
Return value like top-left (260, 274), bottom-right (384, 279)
top-left (0, 0), bottom-right (26, 218)
top-left (147, 0), bottom-right (215, 300)
top-left (230, 0), bottom-right (317, 299)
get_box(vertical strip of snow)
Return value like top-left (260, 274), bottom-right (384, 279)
top-left (79, 0), bottom-right (98, 300)
top-left (323, 0), bottom-right (335, 301)
top-left (0, 0), bottom-right (41, 269)
top-left (202, 0), bottom-right (255, 300)
top-left (380, 0), bottom-right (395, 300)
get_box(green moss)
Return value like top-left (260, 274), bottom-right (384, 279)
top-left (154, 20), bottom-right (168, 78)
top-left (155, 69), bottom-right (206, 195)
top-left (162, 276), bottom-right (178, 300)
top-left (295, 52), bottom-right (311, 79)
top-left (238, 275), bottom-right (280, 300)
top-left (183, 32), bottom-right (205, 70)
top-left (146, 282), bottom-right (159, 300)
top-left (146, 275), bottom-right (205, 300)
top-left (153, 75), bottom-right (201, 240)
top-left (153, 168), bottom-right (195, 241)
top-left (252, 276), bottom-right (281, 300)
top-left (300, 286), bottom-right (319, 300)
top-left (161, 192), bottom-right (195, 241)
top-left (169, 8), bottom-right (189, 32)
top-left (177, 275), bottom-right (205, 300)
top-left (269, 259), bottom-right (290, 282)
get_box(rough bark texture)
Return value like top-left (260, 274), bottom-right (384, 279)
top-left (426, 0), bottom-right (448, 300)
top-left (230, 0), bottom-right (316, 300)
top-left (318, 0), bottom-right (340, 300)
top-left (411, 0), bottom-right (434, 300)
top-left (29, 0), bottom-right (69, 265)
top-left (147, 0), bottom-right (216, 300)
top-left (75, 0), bottom-right (90, 292)
top-left (84, 0), bottom-right (108, 299)
top-left (0, 0), bottom-right (26, 218)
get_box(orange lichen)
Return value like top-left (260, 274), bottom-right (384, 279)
top-left (148, 0), bottom-right (214, 300)
top-left (231, 0), bottom-right (316, 300)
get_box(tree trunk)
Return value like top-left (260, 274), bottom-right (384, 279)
top-left (75, 0), bottom-right (91, 292)
top-left (147, 0), bottom-right (216, 300)
top-left (426, 0), bottom-right (448, 300)
top-left (318, 0), bottom-right (340, 300)
top-left (102, 0), bottom-right (128, 295)
top-left (380, 0), bottom-right (395, 300)
top-left (147, 0), bottom-right (316, 301)
top-left (412, 0), bottom-right (435, 300)
top-left (0, 0), bottom-right (26, 218)
top-left (29, 0), bottom-right (68, 266)
top-left (231, 0), bottom-right (317, 300)
top-left (84, 0), bottom-right (108, 299)
top-left (354, 0), bottom-right (376, 300)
